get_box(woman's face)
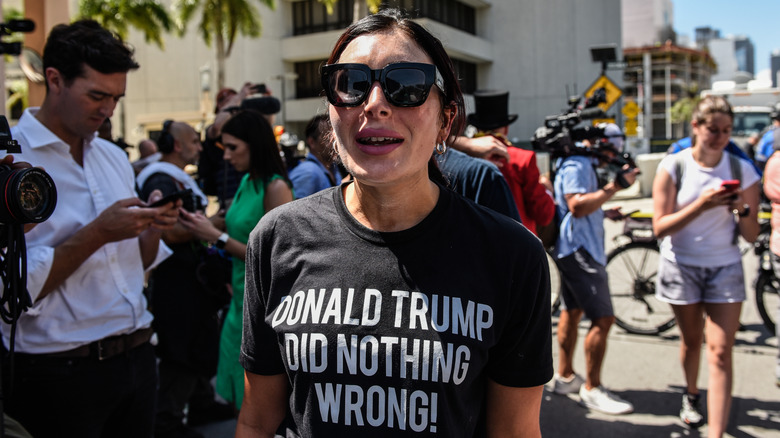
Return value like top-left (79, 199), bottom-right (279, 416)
top-left (692, 112), bottom-right (733, 152)
top-left (222, 133), bottom-right (251, 172)
top-left (328, 30), bottom-right (451, 188)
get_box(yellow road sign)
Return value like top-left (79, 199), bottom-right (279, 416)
top-left (624, 118), bottom-right (638, 136)
top-left (622, 101), bottom-right (640, 118)
top-left (584, 74), bottom-right (622, 111)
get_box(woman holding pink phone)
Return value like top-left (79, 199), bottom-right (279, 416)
top-left (651, 96), bottom-right (760, 437)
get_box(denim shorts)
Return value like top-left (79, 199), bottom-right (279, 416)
top-left (656, 256), bottom-right (745, 305)
top-left (557, 248), bottom-right (614, 319)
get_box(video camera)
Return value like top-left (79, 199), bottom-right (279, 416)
top-left (531, 87), bottom-right (638, 187)
top-left (0, 114), bottom-right (57, 328)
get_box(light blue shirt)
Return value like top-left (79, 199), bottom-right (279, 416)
top-left (289, 153), bottom-right (342, 199)
top-left (553, 155), bottom-right (606, 265)
top-left (755, 128), bottom-right (777, 164)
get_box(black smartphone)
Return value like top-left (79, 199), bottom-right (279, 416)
top-left (148, 189), bottom-right (192, 208)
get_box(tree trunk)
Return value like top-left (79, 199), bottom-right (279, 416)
top-left (216, 31), bottom-right (226, 90)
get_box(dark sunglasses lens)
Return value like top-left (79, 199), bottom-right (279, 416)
top-left (385, 68), bottom-right (428, 106)
top-left (331, 68), bottom-right (370, 106)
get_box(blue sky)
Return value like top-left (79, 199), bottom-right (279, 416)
top-left (673, 0), bottom-right (780, 73)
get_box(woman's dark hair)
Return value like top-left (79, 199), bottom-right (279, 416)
top-left (221, 110), bottom-right (289, 182)
top-left (326, 8), bottom-right (465, 186)
top-left (43, 20), bottom-right (139, 89)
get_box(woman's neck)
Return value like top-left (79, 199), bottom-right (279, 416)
top-left (344, 177), bottom-right (439, 232)
top-left (691, 143), bottom-right (723, 168)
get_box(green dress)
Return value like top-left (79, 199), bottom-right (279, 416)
top-left (216, 173), bottom-right (286, 409)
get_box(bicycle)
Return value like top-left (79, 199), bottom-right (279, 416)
top-left (545, 211), bottom-right (668, 333)
top-left (752, 210), bottom-right (778, 334)
top-left (604, 211), bottom-right (675, 335)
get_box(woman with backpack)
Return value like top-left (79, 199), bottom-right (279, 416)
top-left (652, 95), bottom-right (760, 437)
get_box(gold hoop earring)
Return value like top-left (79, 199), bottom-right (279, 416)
top-left (435, 141), bottom-right (447, 155)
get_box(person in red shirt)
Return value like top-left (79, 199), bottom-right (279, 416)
top-left (465, 90), bottom-right (555, 235)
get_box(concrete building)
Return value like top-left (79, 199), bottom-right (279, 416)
top-left (620, 0), bottom-right (673, 48)
top-left (622, 42), bottom-right (716, 141)
top-left (5, 0), bottom-right (623, 152)
top-left (770, 49), bottom-right (780, 88)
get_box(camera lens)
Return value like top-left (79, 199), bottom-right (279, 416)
top-left (0, 166), bottom-right (57, 224)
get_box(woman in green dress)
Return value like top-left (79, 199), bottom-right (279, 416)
top-left (180, 109), bottom-right (294, 410)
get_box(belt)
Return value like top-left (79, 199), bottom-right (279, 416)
top-left (39, 327), bottom-right (154, 361)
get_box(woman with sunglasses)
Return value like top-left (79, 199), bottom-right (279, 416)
top-left (178, 109), bottom-right (294, 411)
top-left (236, 9), bottom-right (551, 438)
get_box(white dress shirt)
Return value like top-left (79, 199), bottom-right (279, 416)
top-left (1, 108), bottom-right (171, 354)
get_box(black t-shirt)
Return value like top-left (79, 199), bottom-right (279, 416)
top-left (242, 183), bottom-right (552, 437)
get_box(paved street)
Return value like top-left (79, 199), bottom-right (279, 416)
top-left (195, 191), bottom-right (780, 438)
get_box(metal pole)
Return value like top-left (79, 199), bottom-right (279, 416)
top-left (665, 65), bottom-right (671, 139)
top-left (643, 52), bottom-right (653, 140)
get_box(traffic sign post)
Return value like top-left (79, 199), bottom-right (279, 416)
top-left (584, 74), bottom-right (622, 112)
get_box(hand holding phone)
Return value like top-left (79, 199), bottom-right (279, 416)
top-left (148, 189), bottom-right (192, 208)
top-left (720, 180), bottom-right (740, 192)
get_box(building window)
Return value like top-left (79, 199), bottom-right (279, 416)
top-left (293, 0), bottom-right (353, 36)
top-left (295, 60), bottom-right (327, 99)
top-left (452, 59), bottom-right (476, 94)
top-left (379, 0), bottom-right (475, 35)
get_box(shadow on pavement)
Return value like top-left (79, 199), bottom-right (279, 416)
top-left (542, 386), bottom-right (780, 438)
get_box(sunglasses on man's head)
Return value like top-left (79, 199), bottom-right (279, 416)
top-left (321, 62), bottom-right (445, 108)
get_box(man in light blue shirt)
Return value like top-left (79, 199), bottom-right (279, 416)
top-left (551, 137), bottom-right (639, 415)
top-left (289, 114), bottom-right (342, 198)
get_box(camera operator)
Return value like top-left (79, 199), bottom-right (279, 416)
top-left (550, 130), bottom-right (639, 415)
top-left (0, 21), bottom-right (179, 438)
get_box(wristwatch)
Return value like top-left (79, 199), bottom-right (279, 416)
top-left (215, 232), bottom-right (229, 249)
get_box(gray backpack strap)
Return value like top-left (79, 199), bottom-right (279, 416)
top-left (728, 152), bottom-right (742, 184)
top-left (673, 152), bottom-right (685, 195)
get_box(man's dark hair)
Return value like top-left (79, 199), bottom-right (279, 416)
top-left (42, 20), bottom-right (139, 89)
top-left (305, 114), bottom-right (329, 141)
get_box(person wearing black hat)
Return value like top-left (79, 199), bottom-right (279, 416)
top-left (465, 90), bottom-right (555, 236)
top-left (433, 92), bottom-right (521, 221)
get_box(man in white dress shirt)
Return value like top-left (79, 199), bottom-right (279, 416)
top-left (0, 20), bottom-right (178, 437)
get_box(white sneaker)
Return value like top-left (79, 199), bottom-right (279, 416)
top-left (579, 385), bottom-right (634, 415)
top-left (551, 373), bottom-right (585, 395)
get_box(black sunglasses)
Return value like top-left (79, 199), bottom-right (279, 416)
top-left (321, 62), bottom-right (445, 108)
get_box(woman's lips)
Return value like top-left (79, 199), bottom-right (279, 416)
top-left (355, 129), bottom-right (404, 156)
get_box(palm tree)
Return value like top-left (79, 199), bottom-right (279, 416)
top-left (172, 0), bottom-right (275, 90)
top-left (77, 0), bottom-right (173, 49)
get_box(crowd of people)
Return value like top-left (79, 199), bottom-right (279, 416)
top-left (0, 9), bottom-right (778, 438)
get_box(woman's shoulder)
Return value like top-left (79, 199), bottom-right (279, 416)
top-left (260, 186), bottom-right (338, 225)
top-left (444, 188), bottom-right (542, 249)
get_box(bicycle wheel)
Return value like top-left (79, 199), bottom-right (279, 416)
top-left (606, 242), bottom-right (676, 335)
top-left (755, 271), bottom-right (778, 335)
top-left (546, 251), bottom-right (561, 315)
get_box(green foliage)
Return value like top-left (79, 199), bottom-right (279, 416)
top-left (670, 83), bottom-right (700, 124)
top-left (77, 0), bottom-right (172, 49)
top-left (173, 0), bottom-right (275, 57)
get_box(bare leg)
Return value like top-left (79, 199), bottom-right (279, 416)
top-left (703, 302), bottom-right (741, 438)
top-left (583, 315), bottom-right (614, 389)
top-left (557, 308), bottom-right (583, 378)
top-left (672, 304), bottom-right (706, 395)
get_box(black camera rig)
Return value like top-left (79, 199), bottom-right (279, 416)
top-left (531, 88), bottom-right (638, 187)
